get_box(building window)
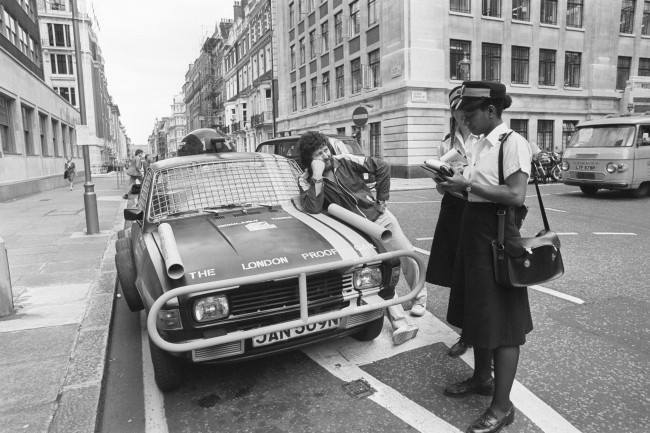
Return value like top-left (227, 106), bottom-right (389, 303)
top-left (336, 65), bottom-right (345, 98)
top-left (450, 39), bottom-right (471, 80)
top-left (368, 0), bottom-right (377, 25)
top-left (368, 49), bottom-right (380, 88)
top-left (321, 21), bottom-right (329, 52)
top-left (50, 54), bottom-right (74, 74)
top-left (539, 49), bottom-right (556, 86)
top-left (309, 30), bottom-right (316, 59)
top-left (39, 113), bottom-right (48, 156)
top-left (564, 51), bottom-right (581, 88)
top-left (322, 72), bottom-right (331, 102)
top-left (620, 0), bottom-right (635, 33)
top-left (537, 120), bottom-right (554, 152)
top-left (349, 1), bottom-right (360, 36)
top-left (617, 56), bottom-right (632, 90)
top-left (334, 12), bottom-right (343, 45)
top-left (510, 119), bottom-right (528, 139)
top-left (351, 58), bottom-right (362, 94)
top-left (290, 45), bottom-right (296, 69)
top-left (540, 0), bottom-right (557, 25)
top-left (511, 46), bottom-right (529, 84)
top-left (307, 0), bottom-right (315, 13)
top-left (566, 0), bottom-right (583, 28)
top-left (299, 38), bottom-right (305, 64)
top-left (639, 58), bottom-right (650, 76)
top-left (47, 23), bottom-right (71, 47)
top-left (51, 1), bottom-right (67, 11)
top-left (450, 0), bottom-right (471, 14)
top-left (55, 87), bottom-right (76, 106)
top-left (0, 95), bottom-right (14, 154)
top-left (22, 105), bottom-right (34, 155)
top-left (562, 120), bottom-right (578, 150)
top-left (297, 0), bottom-right (302, 18)
top-left (4, 11), bottom-right (17, 45)
top-left (369, 122), bottom-right (381, 157)
top-left (512, 0), bottom-right (530, 21)
top-left (481, 43), bottom-right (501, 81)
top-left (300, 82), bottom-right (307, 108)
top-left (482, 0), bottom-right (500, 17)
top-left (291, 87), bottom-right (297, 111)
top-left (643, 1), bottom-right (650, 35)
top-left (311, 77), bottom-right (318, 105)
top-left (289, 2), bottom-right (295, 27)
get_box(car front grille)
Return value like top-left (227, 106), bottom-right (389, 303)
top-left (228, 272), bottom-right (352, 317)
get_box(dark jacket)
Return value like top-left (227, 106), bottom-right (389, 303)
top-left (300, 155), bottom-right (390, 222)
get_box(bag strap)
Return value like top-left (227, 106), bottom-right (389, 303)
top-left (496, 131), bottom-right (551, 245)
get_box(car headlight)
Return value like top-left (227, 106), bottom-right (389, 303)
top-left (194, 295), bottom-right (230, 322)
top-left (606, 162), bottom-right (617, 173)
top-left (353, 266), bottom-right (382, 290)
top-left (560, 160), bottom-right (570, 171)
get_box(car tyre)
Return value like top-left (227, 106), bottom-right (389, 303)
top-left (630, 182), bottom-right (650, 198)
top-left (115, 237), bottom-right (131, 252)
top-left (115, 248), bottom-right (144, 311)
top-left (149, 337), bottom-right (183, 392)
top-left (580, 185), bottom-right (599, 196)
top-left (351, 315), bottom-right (384, 341)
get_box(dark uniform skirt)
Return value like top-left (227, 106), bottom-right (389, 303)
top-left (446, 202), bottom-right (533, 349)
top-left (425, 192), bottom-right (466, 287)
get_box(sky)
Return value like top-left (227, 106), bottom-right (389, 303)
top-left (92, 0), bottom-right (233, 145)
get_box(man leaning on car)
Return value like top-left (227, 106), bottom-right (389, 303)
top-left (297, 131), bottom-right (427, 345)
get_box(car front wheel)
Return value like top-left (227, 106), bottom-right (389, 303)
top-left (351, 315), bottom-right (384, 341)
top-left (148, 337), bottom-right (183, 392)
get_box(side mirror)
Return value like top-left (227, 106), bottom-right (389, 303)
top-left (124, 208), bottom-right (143, 221)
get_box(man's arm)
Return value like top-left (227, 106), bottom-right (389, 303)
top-left (299, 160), bottom-right (327, 213)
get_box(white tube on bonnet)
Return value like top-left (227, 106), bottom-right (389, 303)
top-left (158, 223), bottom-right (185, 280)
top-left (327, 203), bottom-right (392, 242)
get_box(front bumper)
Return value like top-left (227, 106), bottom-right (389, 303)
top-left (148, 249), bottom-right (425, 356)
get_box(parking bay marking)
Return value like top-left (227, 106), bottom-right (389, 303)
top-left (141, 313), bottom-right (170, 433)
top-left (303, 312), bottom-right (583, 433)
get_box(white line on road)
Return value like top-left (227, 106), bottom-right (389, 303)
top-left (545, 207), bottom-right (567, 213)
top-left (141, 313), bottom-right (169, 433)
top-left (592, 232), bottom-right (637, 236)
top-left (529, 285), bottom-right (585, 304)
top-left (557, 232), bottom-right (578, 235)
top-left (390, 200), bottom-right (441, 204)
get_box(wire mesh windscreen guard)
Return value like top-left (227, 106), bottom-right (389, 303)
top-left (148, 157), bottom-right (302, 221)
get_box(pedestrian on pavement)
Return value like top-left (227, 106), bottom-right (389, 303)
top-left (436, 81), bottom-right (533, 433)
top-left (298, 131), bottom-right (425, 346)
top-left (64, 157), bottom-right (76, 190)
top-left (123, 149), bottom-right (144, 199)
top-left (425, 86), bottom-right (479, 354)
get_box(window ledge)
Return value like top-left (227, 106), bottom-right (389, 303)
top-left (510, 83), bottom-right (531, 88)
top-left (538, 85), bottom-right (558, 90)
top-left (512, 19), bottom-right (532, 26)
top-left (449, 11), bottom-right (473, 19)
top-left (366, 23), bottom-right (379, 32)
top-left (540, 23), bottom-right (560, 29)
top-left (619, 33), bottom-right (635, 38)
top-left (481, 15), bottom-right (504, 22)
top-left (563, 86), bottom-right (583, 91)
top-left (642, 34), bottom-right (650, 39)
top-left (566, 26), bottom-right (585, 32)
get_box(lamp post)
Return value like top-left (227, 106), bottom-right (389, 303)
top-left (71, 0), bottom-right (99, 234)
top-left (457, 54), bottom-right (471, 81)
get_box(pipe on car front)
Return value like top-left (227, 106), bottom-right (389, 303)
top-left (327, 203), bottom-right (391, 242)
top-left (157, 223), bottom-right (185, 280)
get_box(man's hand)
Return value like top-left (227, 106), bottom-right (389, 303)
top-left (311, 159), bottom-right (326, 180)
top-left (376, 200), bottom-right (387, 214)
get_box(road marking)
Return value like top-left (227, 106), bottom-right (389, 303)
top-left (304, 312), bottom-right (583, 433)
top-left (416, 237), bottom-right (433, 241)
top-left (414, 247), bottom-right (430, 255)
top-left (141, 313), bottom-right (169, 433)
top-left (557, 232), bottom-right (578, 235)
top-left (529, 285), bottom-right (585, 304)
top-left (390, 200), bottom-right (441, 204)
top-left (593, 232), bottom-right (637, 236)
top-left (545, 207), bottom-right (567, 213)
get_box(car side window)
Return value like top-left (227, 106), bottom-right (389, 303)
top-left (257, 144), bottom-right (273, 154)
top-left (278, 143), bottom-right (299, 158)
top-left (638, 125), bottom-right (650, 146)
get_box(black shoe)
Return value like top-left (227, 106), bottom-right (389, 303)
top-left (444, 377), bottom-right (494, 398)
top-left (466, 405), bottom-right (515, 433)
top-left (448, 338), bottom-right (471, 357)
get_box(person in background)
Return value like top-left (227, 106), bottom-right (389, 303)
top-left (64, 157), bottom-right (76, 191)
top-left (425, 86), bottom-right (480, 353)
top-left (298, 131), bottom-right (426, 345)
top-left (437, 81), bottom-right (533, 433)
top-left (123, 149), bottom-right (144, 199)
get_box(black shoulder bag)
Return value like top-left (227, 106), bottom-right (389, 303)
top-left (491, 132), bottom-right (565, 288)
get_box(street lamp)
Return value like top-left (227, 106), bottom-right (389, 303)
top-left (457, 54), bottom-right (471, 81)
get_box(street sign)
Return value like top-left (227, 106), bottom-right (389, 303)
top-left (352, 106), bottom-right (369, 126)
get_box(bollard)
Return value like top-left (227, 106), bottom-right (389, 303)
top-left (0, 237), bottom-right (14, 317)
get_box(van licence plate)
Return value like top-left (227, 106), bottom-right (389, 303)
top-left (252, 319), bottom-right (341, 347)
top-left (574, 160), bottom-right (597, 171)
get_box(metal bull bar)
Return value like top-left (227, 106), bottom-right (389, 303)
top-left (147, 249), bottom-right (426, 352)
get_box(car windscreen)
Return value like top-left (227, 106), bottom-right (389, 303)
top-left (147, 157), bottom-right (301, 221)
top-left (567, 125), bottom-right (635, 148)
top-left (328, 137), bottom-right (364, 155)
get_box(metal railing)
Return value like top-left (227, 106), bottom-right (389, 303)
top-left (148, 249), bottom-right (426, 352)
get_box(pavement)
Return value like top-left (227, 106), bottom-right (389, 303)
top-left (0, 171), bottom-right (432, 433)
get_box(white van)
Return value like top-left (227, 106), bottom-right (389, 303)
top-left (561, 114), bottom-right (650, 197)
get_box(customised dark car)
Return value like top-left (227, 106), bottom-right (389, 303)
top-left (115, 152), bottom-right (425, 391)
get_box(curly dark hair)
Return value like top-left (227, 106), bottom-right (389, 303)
top-left (298, 131), bottom-right (329, 171)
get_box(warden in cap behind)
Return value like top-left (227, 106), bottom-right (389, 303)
top-left (436, 81), bottom-right (533, 433)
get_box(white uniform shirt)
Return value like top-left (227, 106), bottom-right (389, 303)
top-left (464, 122), bottom-right (532, 202)
top-left (439, 130), bottom-right (480, 171)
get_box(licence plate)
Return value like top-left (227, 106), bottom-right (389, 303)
top-left (574, 160), bottom-right (597, 171)
top-left (252, 319), bottom-right (341, 347)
